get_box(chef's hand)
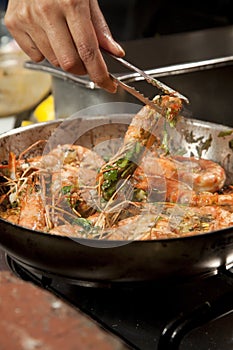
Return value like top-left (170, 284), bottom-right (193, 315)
top-left (4, 0), bottom-right (125, 92)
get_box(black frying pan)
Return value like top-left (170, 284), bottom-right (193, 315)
top-left (0, 114), bottom-right (233, 284)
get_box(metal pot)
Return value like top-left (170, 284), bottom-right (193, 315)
top-left (25, 55), bottom-right (233, 124)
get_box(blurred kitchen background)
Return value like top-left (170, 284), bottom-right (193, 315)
top-left (99, 0), bottom-right (233, 40)
top-left (1, 0), bottom-right (233, 132)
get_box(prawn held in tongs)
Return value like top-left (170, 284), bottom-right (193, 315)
top-left (97, 52), bottom-right (189, 201)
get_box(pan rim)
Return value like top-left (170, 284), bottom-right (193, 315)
top-left (0, 114), bottom-right (233, 139)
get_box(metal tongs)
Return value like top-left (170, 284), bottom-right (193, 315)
top-left (104, 50), bottom-right (189, 114)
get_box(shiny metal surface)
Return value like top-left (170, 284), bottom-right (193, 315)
top-left (0, 115), bottom-right (233, 283)
top-left (109, 73), bottom-right (163, 113)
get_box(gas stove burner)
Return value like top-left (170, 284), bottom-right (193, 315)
top-left (5, 254), bottom-right (233, 350)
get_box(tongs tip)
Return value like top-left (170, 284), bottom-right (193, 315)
top-left (145, 78), bottom-right (189, 104)
top-left (104, 49), bottom-right (189, 105)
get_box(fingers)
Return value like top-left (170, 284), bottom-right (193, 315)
top-left (4, 0), bottom-right (121, 92)
top-left (30, 1), bottom-right (87, 75)
top-left (8, 30), bottom-right (45, 63)
top-left (4, 4), bottom-right (42, 62)
top-left (32, 16), bottom-right (86, 75)
top-left (64, 1), bottom-right (117, 92)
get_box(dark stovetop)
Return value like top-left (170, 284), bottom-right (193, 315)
top-left (6, 255), bottom-right (233, 350)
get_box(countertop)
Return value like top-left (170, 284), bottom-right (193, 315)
top-left (0, 251), bottom-right (128, 350)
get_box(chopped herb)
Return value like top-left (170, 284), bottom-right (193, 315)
top-left (73, 217), bottom-right (92, 231)
top-left (61, 185), bottom-right (72, 195)
top-left (105, 184), bottom-right (117, 198)
top-left (218, 130), bottom-right (233, 137)
top-left (135, 142), bottom-right (141, 154)
top-left (103, 169), bottom-right (118, 182)
top-left (116, 158), bottom-right (129, 168)
top-left (121, 162), bottom-right (137, 178)
top-left (184, 130), bottom-right (203, 144)
top-left (196, 134), bottom-right (213, 157)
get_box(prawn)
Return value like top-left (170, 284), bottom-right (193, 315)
top-left (18, 188), bottom-right (47, 231)
top-left (135, 153), bottom-right (226, 193)
top-left (88, 202), bottom-right (233, 240)
top-left (0, 140), bottom-right (47, 176)
top-left (133, 173), bottom-right (233, 207)
top-left (0, 140), bottom-right (48, 210)
top-left (0, 170), bottom-right (49, 231)
top-left (47, 198), bottom-right (233, 240)
top-left (148, 204), bottom-right (233, 238)
top-left (0, 143), bottom-right (105, 231)
top-left (97, 95), bottom-right (183, 201)
top-left (48, 144), bottom-right (105, 218)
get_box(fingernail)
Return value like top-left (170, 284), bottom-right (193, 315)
top-left (98, 78), bottom-right (118, 93)
top-left (105, 80), bottom-right (118, 93)
top-left (113, 41), bottom-right (125, 56)
top-left (104, 33), bottom-right (125, 56)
